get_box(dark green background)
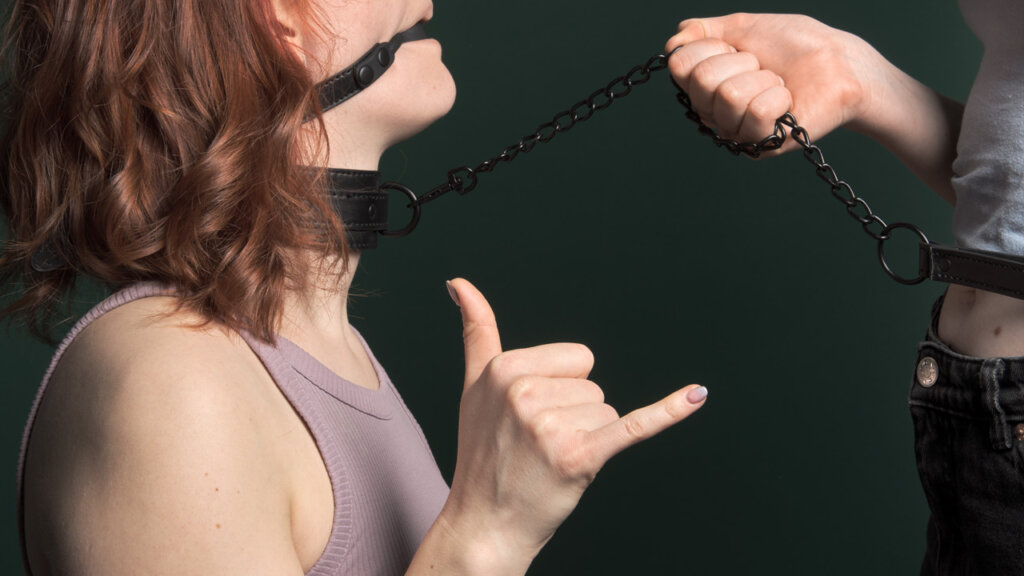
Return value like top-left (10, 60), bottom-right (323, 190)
top-left (2, 1), bottom-right (980, 573)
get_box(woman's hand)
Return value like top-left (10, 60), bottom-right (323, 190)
top-left (664, 13), bottom-right (961, 202)
top-left (414, 278), bottom-right (707, 574)
top-left (665, 13), bottom-right (888, 151)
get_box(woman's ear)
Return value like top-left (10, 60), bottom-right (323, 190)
top-left (271, 0), bottom-right (305, 55)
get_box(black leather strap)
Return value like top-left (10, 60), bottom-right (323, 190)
top-left (316, 24), bottom-right (427, 113)
top-left (922, 243), bottom-right (1024, 300)
top-left (323, 168), bottom-right (388, 250)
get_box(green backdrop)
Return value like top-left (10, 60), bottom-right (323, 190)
top-left (2, 0), bottom-right (980, 573)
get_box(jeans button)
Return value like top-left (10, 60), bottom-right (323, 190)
top-left (1015, 423), bottom-right (1024, 443)
top-left (917, 356), bottom-right (939, 388)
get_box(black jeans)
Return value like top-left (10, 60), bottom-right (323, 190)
top-left (911, 299), bottom-right (1024, 575)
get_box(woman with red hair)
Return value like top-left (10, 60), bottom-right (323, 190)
top-left (3, 1), bottom-right (707, 574)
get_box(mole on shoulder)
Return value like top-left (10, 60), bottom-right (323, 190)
top-left (995, 326), bottom-right (1003, 337)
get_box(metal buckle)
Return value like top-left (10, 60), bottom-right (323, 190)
top-left (380, 182), bottom-right (422, 238)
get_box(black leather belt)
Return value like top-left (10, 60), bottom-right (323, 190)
top-left (921, 244), bottom-right (1024, 300)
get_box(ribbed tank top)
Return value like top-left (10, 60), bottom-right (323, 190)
top-left (17, 283), bottom-right (450, 575)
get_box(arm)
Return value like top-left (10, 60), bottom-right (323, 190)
top-left (25, 285), bottom-right (706, 576)
top-left (665, 13), bottom-right (962, 204)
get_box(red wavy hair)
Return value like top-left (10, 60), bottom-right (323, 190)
top-left (0, 0), bottom-right (344, 342)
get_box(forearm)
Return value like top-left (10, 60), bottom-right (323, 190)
top-left (847, 56), bottom-right (963, 205)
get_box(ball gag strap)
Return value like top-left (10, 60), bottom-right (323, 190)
top-left (316, 23), bottom-right (427, 113)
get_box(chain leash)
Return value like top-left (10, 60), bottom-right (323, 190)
top-left (673, 84), bottom-right (930, 284)
top-left (381, 53), bottom-right (673, 237)
top-left (383, 50), bottom-right (929, 285)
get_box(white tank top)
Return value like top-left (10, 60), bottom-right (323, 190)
top-left (951, 0), bottom-right (1024, 254)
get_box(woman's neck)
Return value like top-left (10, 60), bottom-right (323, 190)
top-left (279, 251), bottom-right (359, 346)
top-left (275, 251), bottom-right (382, 390)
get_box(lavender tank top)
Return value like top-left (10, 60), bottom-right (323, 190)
top-left (17, 283), bottom-right (450, 575)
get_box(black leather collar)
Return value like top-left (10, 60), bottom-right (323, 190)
top-left (311, 24), bottom-right (428, 250)
top-left (323, 168), bottom-right (388, 250)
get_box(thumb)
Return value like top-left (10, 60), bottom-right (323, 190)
top-left (447, 278), bottom-right (502, 387)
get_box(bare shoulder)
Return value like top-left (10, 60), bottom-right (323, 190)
top-left (22, 296), bottom-right (306, 575)
top-left (61, 295), bottom-right (260, 387)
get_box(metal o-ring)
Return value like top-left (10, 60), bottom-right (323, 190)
top-left (380, 182), bottom-right (421, 238)
top-left (877, 222), bottom-right (930, 285)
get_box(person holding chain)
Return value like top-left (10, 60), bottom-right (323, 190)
top-left (4, 0), bottom-right (709, 574)
top-left (665, 4), bottom-right (1024, 573)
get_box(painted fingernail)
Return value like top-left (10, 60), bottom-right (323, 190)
top-left (686, 386), bottom-right (708, 404)
top-left (446, 280), bottom-right (461, 307)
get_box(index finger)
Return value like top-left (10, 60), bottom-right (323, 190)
top-left (583, 385), bottom-right (708, 468)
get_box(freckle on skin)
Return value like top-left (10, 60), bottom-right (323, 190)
top-left (215, 487), bottom-right (219, 492)
top-left (216, 523), bottom-right (221, 529)
top-left (995, 326), bottom-right (1003, 336)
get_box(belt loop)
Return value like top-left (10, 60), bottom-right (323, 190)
top-left (981, 358), bottom-right (1013, 451)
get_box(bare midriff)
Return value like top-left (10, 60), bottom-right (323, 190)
top-left (938, 284), bottom-right (1024, 358)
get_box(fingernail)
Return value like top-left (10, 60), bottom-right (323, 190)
top-left (446, 280), bottom-right (461, 307)
top-left (686, 386), bottom-right (708, 404)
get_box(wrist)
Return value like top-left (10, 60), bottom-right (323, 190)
top-left (839, 38), bottom-right (900, 138)
top-left (409, 505), bottom-right (536, 576)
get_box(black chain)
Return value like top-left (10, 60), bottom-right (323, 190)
top-left (674, 92), bottom-right (892, 242)
top-left (673, 82), bottom-right (931, 283)
top-left (386, 50), bottom-right (928, 285)
top-left (406, 53), bottom-right (672, 208)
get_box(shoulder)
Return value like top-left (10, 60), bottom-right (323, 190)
top-left (61, 294), bottom-right (260, 391)
top-left (44, 295), bottom-right (273, 456)
top-left (23, 295), bottom-right (306, 574)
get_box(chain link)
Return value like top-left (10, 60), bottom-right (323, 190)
top-left (410, 53), bottom-right (672, 207)
top-left (675, 97), bottom-right (894, 241)
top-left (400, 50), bottom-right (928, 284)
top-left (413, 50), bottom-right (890, 248)
top-left (672, 90), bottom-right (936, 282)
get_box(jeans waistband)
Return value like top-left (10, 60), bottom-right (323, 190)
top-left (911, 296), bottom-right (1024, 449)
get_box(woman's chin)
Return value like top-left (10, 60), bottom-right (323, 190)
top-left (388, 73), bottom-right (456, 144)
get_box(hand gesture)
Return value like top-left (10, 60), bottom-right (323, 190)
top-left (437, 278), bottom-right (707, 571)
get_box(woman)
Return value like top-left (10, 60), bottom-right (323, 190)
top-left (4, 0), bottom-right (707, 573)
top-left (664, 4), bottom-right (1024, 572)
